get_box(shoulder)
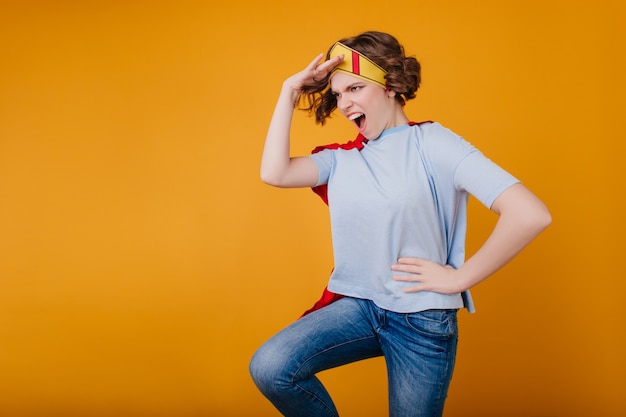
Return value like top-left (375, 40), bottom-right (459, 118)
top-left (414, 121), bottom-right (461, 142)
top-left (412, 122), bottom-right (476, 159)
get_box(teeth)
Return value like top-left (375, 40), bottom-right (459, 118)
top-left (348, 113), bottom-right (364, 121)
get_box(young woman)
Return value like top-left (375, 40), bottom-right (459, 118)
top-left (249, 31), bottom-right (551, 417)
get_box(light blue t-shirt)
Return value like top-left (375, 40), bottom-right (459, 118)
top-left (308, 122), bottom-right (519, 313)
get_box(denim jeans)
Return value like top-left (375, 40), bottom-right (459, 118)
top-left (249, 297), bottom-right (458, 417)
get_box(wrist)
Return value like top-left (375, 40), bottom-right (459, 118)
top-left (280, 82), bottom-right (300, 106)
top-left (452, 268), bottom-right (474, 293)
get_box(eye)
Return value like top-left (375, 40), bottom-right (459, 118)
top-left (351, 85), bottom-right (363, 92)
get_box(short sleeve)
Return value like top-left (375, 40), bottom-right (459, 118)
top-left (419, 122), bottom-right (519, 209)
top-left (454, 151), bottom-right (519, 208)
top-left (308, 149), bottom-right (335, 187)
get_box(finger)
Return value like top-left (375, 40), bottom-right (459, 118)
top-left (316, 53), bottom-right (344, 72)
top-left (305, 53), bottom-right (325, 71)
top-left (402, 285), bottom-right (425, 293)
top-left (310, 55), bottom-right (344, 82)
top-left (397, 257), bottom-right (424, 265)
top-left (391, 268), bottom-right (419, 277)
top-left (392, 274), bottom-right (421, 282)
top-left (391, 263), bottom-right (422, 273)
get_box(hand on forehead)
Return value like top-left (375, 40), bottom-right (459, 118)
top-left (328, 42), bottom-right (387, 89)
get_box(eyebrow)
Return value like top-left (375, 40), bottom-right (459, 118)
top-left (330, 81), bottom-right (366, 94)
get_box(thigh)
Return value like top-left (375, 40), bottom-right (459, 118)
top-left (382, 309), bottom-right (459, 417)
top-left (252, 297), bottom-right (383, 380)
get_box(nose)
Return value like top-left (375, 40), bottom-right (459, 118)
top-left (337, 95), bottom-right (352, 113)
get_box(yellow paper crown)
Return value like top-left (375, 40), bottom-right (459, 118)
top-left (328, 42), bottom-right (387, 88)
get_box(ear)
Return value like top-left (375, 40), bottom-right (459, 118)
top-left (386, 87), bottom-right (397, 98)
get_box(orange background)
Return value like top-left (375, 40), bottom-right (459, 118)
top-left (1, 1), bottom-right (624, 416)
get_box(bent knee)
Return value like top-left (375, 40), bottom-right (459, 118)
top-left (249, 344), bottom-right (291, 391)
top-left (249, 348), bottom-right (270, 386)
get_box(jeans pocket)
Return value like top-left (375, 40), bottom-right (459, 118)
top-left (404, 309), bottom-right (458, 341)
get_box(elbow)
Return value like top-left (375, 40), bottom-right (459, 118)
top-left (540, 207), bottom-right (553, 230)
top-left (260, 158), bottom-right (290, 187)
top-left (501, 201), bottom-right (552, 238)
top-left (260, 168), bottom-right (284, 187)
top-left (537, 207), bottom-right (552, 230)
top-left (535, 197), bottom-right (552, 231)
top-left (260, 171), bottom-right (278, 187)
top-left (494, 184), bottom-right (552, 235)
top-left (526, 204), bottom-right (552, 236)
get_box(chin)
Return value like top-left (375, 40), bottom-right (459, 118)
top-left (363, 129), bottom-right (382, 140)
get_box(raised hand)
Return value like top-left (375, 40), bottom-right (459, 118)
top-left (283, 53), bottom-right (344, 95)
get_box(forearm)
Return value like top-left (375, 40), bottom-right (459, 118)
top-left (259, 53), bottom-right (342, 188)
top-left (260, 84), bottom-right (299, 185)
top-left (456, 212), bottom-right (548, 290)
top-left (393, 184), bottom-right (551, 295)
top-left (456, 184), bottom-right (552, 291)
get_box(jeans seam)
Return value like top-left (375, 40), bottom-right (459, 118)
top-left (291, 382), bottom-right (338, 417)
top-left (291, 334), bottom-right (378, 384)
top-left (290, 334), bottom-right (378, 416)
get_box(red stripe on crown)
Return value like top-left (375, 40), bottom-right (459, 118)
top-left (351, 51), bottom-right (360, 75)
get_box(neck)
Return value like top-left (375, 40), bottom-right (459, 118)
top-left (389, 106), bottom-right (410, 128)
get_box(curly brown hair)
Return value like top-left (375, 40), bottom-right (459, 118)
top-left (299, 31), bottom-right (421, 125)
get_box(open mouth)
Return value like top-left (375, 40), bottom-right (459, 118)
top-left (349, 113), bottom-right (366, 129)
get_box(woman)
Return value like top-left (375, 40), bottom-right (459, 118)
top-left (250, 31), bottom-right (551, 417)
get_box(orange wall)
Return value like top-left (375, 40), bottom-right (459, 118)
top-left (0, 1), bottom-right (624, 416)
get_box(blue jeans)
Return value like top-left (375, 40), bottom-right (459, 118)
top-left (249, 297), bottom-right (458, 417)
